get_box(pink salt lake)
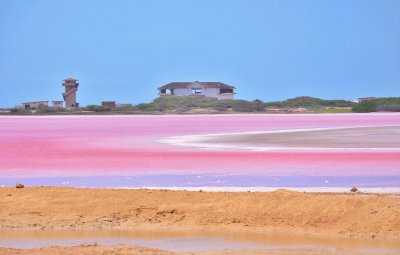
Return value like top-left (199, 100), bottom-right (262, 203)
top-left (0, 113), bottom-right (399, 188)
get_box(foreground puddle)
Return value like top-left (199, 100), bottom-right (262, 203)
top-left (0, 229), bottom-right (399, 254)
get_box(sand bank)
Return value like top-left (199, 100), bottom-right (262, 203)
top-left (1, 187), bottom-right (399, 240)
top-left (2, 243), bottom-right (397, 255)
top-left (161, 126), bottom-right (400, 151)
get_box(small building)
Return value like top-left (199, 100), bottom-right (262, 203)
top-left (101, 101), bottom-right (116, 108)
top-left (52, 101), bottom-right (64, 108)
top-left (21, 101), bottom-right (49, 109)
top-left (358, 97), bottom-right (376, 102)
top-left (158, 81), bottom-right (236, 100)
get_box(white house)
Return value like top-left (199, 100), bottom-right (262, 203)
top-left (52, 101), bottom-right (64, 108)
top-left (158, 81), bottom-right (236, 100)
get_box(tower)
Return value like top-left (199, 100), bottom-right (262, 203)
top-left (62, 78), bottom-right (79, 108)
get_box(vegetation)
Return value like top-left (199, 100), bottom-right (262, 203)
top-left (36, 107), bottom-right (66, 114)
top-left (82, 105), bottom-right (112, 112)
top-left (9, 108), bottom-right (31, 114)
top-left (136, 97), bottom-right (266, 113)
top-left (352, 97), bottom-right (400, 113)
top-left (3, 96), bottom-right (400, 115)
top-left (315, 107), bottom-right (352, 114)
top-left (265, 96), bottom-right (355, 109)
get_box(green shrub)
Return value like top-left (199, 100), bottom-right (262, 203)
top-left (352, 101), bottom-right (378, 113)
top-left (9, 108), bottom-right (31, 114)
top-left (352, 97), bottom-right (400, 113)
top-left (83, 105), bottom-right (112, 112)
top-left (231, 100), bottom-right (255, 112)
top-left (265, 96), bottom-right (354, 108)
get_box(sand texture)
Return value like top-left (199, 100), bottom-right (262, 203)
top-left (0, 244), bottom-right (175, 255)
top-left (0, 244), bottom-right (383, 255)
top-left (1, 187), bottom-right (399, 240)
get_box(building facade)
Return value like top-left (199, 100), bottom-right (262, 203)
top-left (22, 101), bottom-right (49, 109)
top-left (158, 81), bottom-right (236, 100)
top-left (101, 101), bottom-right (116, 108)
top-left (62, 78), bottom-right (79, 108)
top-left (52, 101), bottom-right (64, 108)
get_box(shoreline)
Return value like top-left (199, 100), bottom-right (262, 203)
top-left (114, 186), bottom-right (400, 195)
top-left (1, 112), bottom-right (400, 118)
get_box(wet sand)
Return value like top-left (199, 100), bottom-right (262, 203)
top-left (2, 243), bottom-right (398, 255)
top-left (212, 126), bottom-right (400, 148)
top-left (0, 244), bottom-right (174, 255)
top-left (1, 187), bottom-right (400, 254)
top-left (165, 126), bottom-right (400, 150)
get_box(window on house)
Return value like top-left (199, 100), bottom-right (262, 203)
top-left (192, 88), bottom-right (202, 94)
top-left (220, 89), bottom-right (233, 94)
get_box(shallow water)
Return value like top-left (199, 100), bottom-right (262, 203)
top-left (1, 174), bottom-right (399, 189)
top-left (0, 229), bottom-right (399, 254)
top-left (1, 114), bottom-right (400, 181)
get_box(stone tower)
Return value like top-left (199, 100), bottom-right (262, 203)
top-left (62, 78), bottom-right (79, 108)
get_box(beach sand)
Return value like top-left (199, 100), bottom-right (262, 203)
top-left (1, 187), bottom-right (400, 254)
top-left (0, 243), bottom-right (386, 255)
top-left (0, 244), bottom-right (174, 255)
top-left (1, 187), bottom-right (399, 238)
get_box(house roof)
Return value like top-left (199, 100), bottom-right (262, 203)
top-left (63, 77), bottom-right (78, 81)
top-left (158, 82), bottom-right (235, 90)
top-left (22, 101), bottom-right (49, 104)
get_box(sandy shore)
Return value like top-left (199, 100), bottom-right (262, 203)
top-left (162, 126), bottom-right (400, 151)
top-left (1, 187), bottom-right (399, 239)
top-left (0, 244), bottom-right (388, 255)
top-left (0, 244), bottom-right (174, 255)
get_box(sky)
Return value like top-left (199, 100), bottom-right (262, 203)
top-left (0, 0), bottom-right (399, 107)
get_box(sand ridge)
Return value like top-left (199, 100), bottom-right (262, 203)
top-left (1, 187), bottom-right (399, 240)
top-left (161, 126), bottom-right (400, 151)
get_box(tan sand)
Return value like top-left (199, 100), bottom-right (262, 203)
top-left (0, 244), bottom-right (175, 255)
top-left (1, 187), bottom-right (399, 240)
top-left (0, 244), bottom-right (383, 255)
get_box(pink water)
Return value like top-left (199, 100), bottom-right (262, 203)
top-left (0, 114), bottom-right (399, 187)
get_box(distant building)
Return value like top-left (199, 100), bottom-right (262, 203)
top-left (52, 101), bottom-right (63, 108)
top-left (62, 78), bottom-right (79, 108)
top-left (116, 103), bottom-right (133, 108)
top-left (158, 81), bottom-right (236, 100)
top-left (358, 97), bottom-right (376, 102)
top-left (22, 101), bottom-right (49, 109)
top-left (101, 101), bottom-right (116, 108)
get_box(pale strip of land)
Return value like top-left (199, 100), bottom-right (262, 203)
top-left (1, 187), bottom-right (399, 239)
top-left (132, 186), bottom-right (400, 194)
top-left (161, 126), bottom-right (400, 151)
top-left (0, 244), bottom-right (387, 255)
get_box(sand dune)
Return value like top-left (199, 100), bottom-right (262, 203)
top-left (1, 187), bottom-right (399, 240)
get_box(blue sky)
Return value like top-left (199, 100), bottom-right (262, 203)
top-left (0, 0), bottom-right (399, 107)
